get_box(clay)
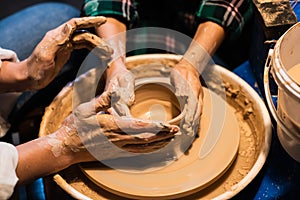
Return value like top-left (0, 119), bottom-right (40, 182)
top-left (287, 63), bottom-right (300, 85)
top-left (39, 54), bottom-right (269, 200)
top-left (80, 87), bottom-right (240, 199)
top-left (46, 78), bottom-right (260, 199)
top-left (130, 62), bottom-right (199, 136)
top-left (47, 133), bottom-right (66, 157)
top-left (130, 83), bottom-right (180, 122)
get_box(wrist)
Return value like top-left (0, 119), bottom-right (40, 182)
top-left (106, 59), bottom-right (127, 77)
top-left (182, 45), bottom-right (211, 74)
top-left (177, 57), bottom-right (201, 76)
top-left (54, 126), bottom-right (95, 164)
top-left (45, 127), bottom-right (81, 165)
top-left (0, 60), bottom-right (32, 92)
top-left (55, 124), bottom-right (82, 151)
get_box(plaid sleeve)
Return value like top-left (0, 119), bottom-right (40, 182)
top-left (196, 0), bottom-right (253, 39)
top-left (83, 0), bottom-right (138, 28)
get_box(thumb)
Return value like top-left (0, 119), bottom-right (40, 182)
top-left (95, 91), bottom-right (112, 113)
top-left (74, 91), bottom-right (112, 120)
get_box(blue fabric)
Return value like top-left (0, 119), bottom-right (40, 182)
top-left (233, 60), bottom-right (300, 200)
top-left (0, 2), bottom-right (80, 60)
top-left (294, 3), bottom-right (300, 20)
top-left (233, 60), bottom-right (261, 95)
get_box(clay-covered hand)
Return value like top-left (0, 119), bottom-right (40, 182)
top-left (170, 58), bottom-right (203, 137)
top-left (57, 91), bottom-right (179, 161)
top-left (104, 63), bottom-right (135, 117)
top-left (26, 16), bottom-right (113, 90)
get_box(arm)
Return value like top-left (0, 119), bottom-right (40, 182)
top-left (15, 92), bottom-right (179, 186)
top-left (0, 61), bottom-right (30, 92)
top-left (0, 48), bottom-right (29, 92)
top-left (94, 17), bottom-right (135, 116)
top-left (0, 17), bottom-right (113, 93)
top-left (196, 0), bottom-right (254, 43)
top-left (83, 0), bottom-right (137, 116)
top-left (180, 0), bottom-right (255, 72)
top-left (176, 20), bottom-right (226, 81)
top-left (171, 0), bottom-right (253, 136)
top-left (95, 17), bottom-right (127, 87)
top-left (83, 0), bottom-right (132, 72)
top-left (191, 21), bottom-right (225, 56)
top-left (15, 128), bottom-right (88, 186)
top-left (169, 21), bottom-right (225, 136)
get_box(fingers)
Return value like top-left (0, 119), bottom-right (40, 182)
top-left (186, 80), bottom-right (203, 122)
top-left (93, 114), bottom-right (179, 153)
top-left (97, 114), bottom-right (179, 134)
top-left (54, 16), bottom-right (107, 45)
top-left (73, 91), bottom-right (112, 120)
top-left (109, 131), bottom-right (176, 149)
top-left (117, 71), bottom-right (135, 106)
top-left (72, 32), bottom-right (113, 59)
top-left (112, 102), bottom-right (132, 117)
top-left (121, 141), bottom-right (170, 153)
top-left (30, 16), bottom-right (109, 72)
top-left (196, 87), bottom-right (204, 117)
top-left (170, 69), bottom-right (190, 97)
top-left (94, 91), bottom-right (112, 112)
top-left (107, 70), bottom-right (135, 116)
top-left (67, 16), bottom-right (107, 32)
top-left (42, 16), bottom-right (107, 51)
top-left (170, 67), bottom-right (202, 136)
top-left (181, 95), bottom-right (199, 136)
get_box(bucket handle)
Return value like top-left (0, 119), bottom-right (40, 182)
top-left (263, 48), bottom-right (300, 141)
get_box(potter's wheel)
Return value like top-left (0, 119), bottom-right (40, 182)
top-left (79, 87), bottom-right (240, 199)
top-left (40, 54), bottom-right (272, 200)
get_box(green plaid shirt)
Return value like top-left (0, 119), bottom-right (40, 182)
top-left (83, 0), bottom-right (253, 39)
top-left (83, 0), bottom-right (253, 66)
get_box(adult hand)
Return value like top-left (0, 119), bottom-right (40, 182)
top-left (26, 16), bottom-right (113, 90)
top-left (56, 91), bottom-right (179, 162)
top-left (104, 62), bottom-right (135, 117)
top-left (170, 58), bottom-right (203, 137)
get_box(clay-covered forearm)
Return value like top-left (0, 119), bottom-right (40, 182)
top-left (15, 129), bottom-right (90, 186)
top-left (95, 17), bottom-right (127, 75)
top-left (181, 21), bottom-right (225, 74)
top-left (192, 21), bottom-right (225, 56)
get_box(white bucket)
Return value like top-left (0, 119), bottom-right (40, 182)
top-left (264, 22), bottom-right (300, 162)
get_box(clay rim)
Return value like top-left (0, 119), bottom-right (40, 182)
top-left (133, 77), bottom-right (184, 126)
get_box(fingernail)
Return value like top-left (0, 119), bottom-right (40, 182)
top-left (171, 126), bottom-right (180, 133)
top-left (62, 24), bottom-right (71, 36)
